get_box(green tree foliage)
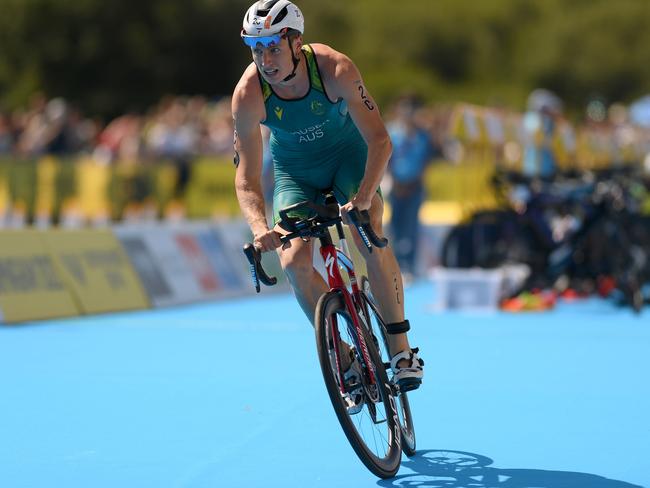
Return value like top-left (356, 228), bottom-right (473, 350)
top-left (1, 0), bottom-right (649, 118)
top-left (0, 0), bottom-right (252, 117)
top-left (519, 0), bottom-right (650, 109)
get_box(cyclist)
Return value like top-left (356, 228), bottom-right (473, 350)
top-left (232, 0), bottom-right (424, 398)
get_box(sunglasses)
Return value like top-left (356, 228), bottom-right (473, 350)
top-left (241, 33), bottom-right (283, 48)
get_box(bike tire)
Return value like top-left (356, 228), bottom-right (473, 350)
top-left (315, 290), bottom-right (401, 479)
top-left (360, 276), bottom-right (417, 457)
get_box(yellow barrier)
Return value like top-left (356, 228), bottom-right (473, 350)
top-left (43, 229), bottom-right (150, 314)
top-left (423, 159), bottom-right (498, 223)
top-left (185, 158), bottom-right (239, 218)
top-left (0, 164), bottom-right (8, 215)
top-left (0, 230), bottom-right (80, 323)
top-left (77, 157), bottom-right (111, 221)
top-left (34, 156), bottom-right (59, 222)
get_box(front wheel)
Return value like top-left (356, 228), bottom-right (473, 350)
top-left (315, 290), bottom-right (401, 479)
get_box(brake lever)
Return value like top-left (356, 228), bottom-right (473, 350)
top-left (347, 208), bottom-right (388, 253)
top-left (242, 243), bottom-right (277, 293)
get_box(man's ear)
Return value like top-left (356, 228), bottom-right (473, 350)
top-left (293, 35), bottom-right (303, 53)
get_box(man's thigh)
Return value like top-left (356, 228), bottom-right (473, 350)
top-left (331, 146), bottom-right (368, 205)
top-left (272, 174), bottom-right (321, 226)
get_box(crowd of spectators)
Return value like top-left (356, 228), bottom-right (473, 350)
top-left (3, 91), bottom-right (649, 171)
top-left (0, 93), bottom-right (235, 163)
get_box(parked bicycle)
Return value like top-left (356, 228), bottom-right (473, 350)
top-left (442, 167), bottom-right (650, 312)
top-left (243, 192), bottom-right (416, 478)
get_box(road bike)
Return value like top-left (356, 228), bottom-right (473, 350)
top-left (243, 192), bottom-right (416, 478)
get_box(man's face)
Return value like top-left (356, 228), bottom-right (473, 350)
top-left (251, 36), bottom-right (300, 83)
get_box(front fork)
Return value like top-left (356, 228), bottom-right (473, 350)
top-left (320, 236), bottom-right (377, 393)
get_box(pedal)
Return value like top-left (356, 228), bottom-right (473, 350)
top-left (397, 377), bottom-right (422, 393)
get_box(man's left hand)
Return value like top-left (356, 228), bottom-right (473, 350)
top-left (341, 193), bottom-right (373, 225)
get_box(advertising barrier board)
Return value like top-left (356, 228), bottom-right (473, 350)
top-left (182, 222), bottom-right (249, 296)
top-left (43, 229), bottom-right (150, 314)
top-left (115, 225), bottom-right (202, 306)
top-left (115, 224), bottom-right (240, 306)
top-left (0, 230), bottom-right (79, 323)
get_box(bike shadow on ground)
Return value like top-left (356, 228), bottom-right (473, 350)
top-left (376, 449), bottom-right (644, 488)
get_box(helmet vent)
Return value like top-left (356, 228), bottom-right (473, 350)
top-left (272, 6), bottom-right (288, 25)
top-left (257, 0), bottom-right (279, 16)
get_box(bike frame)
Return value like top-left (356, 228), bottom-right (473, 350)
top-left (317, 227), bottom-right (377, 394)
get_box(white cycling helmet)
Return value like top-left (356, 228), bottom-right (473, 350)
top-left (241, 0), bottom-right (304, 47)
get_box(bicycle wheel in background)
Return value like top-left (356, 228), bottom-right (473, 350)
top-left (360, 276), bottom-right (417, 457)
top-left (315, 290), bottom-right (401, 479)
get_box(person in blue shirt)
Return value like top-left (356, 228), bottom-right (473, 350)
top-left (522, 89), bottom-right (562, 179)
top-left (386, 95), bottom-right (435, 280)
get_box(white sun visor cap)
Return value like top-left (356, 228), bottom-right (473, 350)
top-left (242, 0), bottom-right (304, 41)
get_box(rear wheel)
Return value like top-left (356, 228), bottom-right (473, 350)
top-left (315, 290), bottom-right (401, 479)
top-left (360, 277), bottom-right (417, 457)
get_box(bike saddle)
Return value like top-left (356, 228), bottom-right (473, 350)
top-left (277, 198), bottom-right (340, 232)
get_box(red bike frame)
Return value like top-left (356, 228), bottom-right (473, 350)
top-left (318, 240), bottom-right (377, 394)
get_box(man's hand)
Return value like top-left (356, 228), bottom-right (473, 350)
top-left (341, 192), bottom-right (373, 225)
top-left (253, 228), bottom-right (284, 252)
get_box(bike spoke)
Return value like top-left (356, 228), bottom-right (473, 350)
top-left (359, 283), bottom-right (417, 457)
top-left (332, 310), bottom-right (392, 458)
top-left (316, 290), bottom-right (401, 477)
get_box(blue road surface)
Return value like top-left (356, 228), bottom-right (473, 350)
top-left (1, 281), bottom-right (648, 487)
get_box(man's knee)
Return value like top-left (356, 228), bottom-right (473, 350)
top-left (278, 245), bottom-right (314, 281)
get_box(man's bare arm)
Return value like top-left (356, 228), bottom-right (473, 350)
top-left (232, 72), bottom-right (282, 251)
top-left (327, 51), bottom-right (392, 209)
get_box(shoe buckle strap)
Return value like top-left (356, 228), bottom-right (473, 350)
top-left (390, 347), bottom-right (423, 372)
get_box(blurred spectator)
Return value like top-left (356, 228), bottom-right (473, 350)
top-left (0, 112), bottom-right (14, 154)
top-left (11, 97), bottom-right (98, 158)
top-left (522, 89), bottom-right (562, 179)
top-left (145, 96), bottom-right (200, 199)
top-left (18, 98), bottom-right (69, 156)
top-left (93, 113), bottom-right (144, 164)
top-left (608, 103), bottom-right (636, 166)
top-left (386, 95), bottom-right (436, 280)
top-left (65, 106), bottom-right (100, 155)
top-left (200, 97), bottom-right (234, 155)
top-left (629, 95), bottom-right (650, 128)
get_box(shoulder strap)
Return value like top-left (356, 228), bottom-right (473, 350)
top-left (302, 44), bottom-right (325, 94)
top-left (257, 70), bottom-right (273, 102)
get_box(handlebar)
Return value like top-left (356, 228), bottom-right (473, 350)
top-left (347, 207), bottom-right (388, 251)
top-left (242, 243), bottom-right (277, 293)
top-left (242, 201), bottom-right (387, 293)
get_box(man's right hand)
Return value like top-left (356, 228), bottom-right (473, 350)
top-left (253, 228), bottom-right (284, 252)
